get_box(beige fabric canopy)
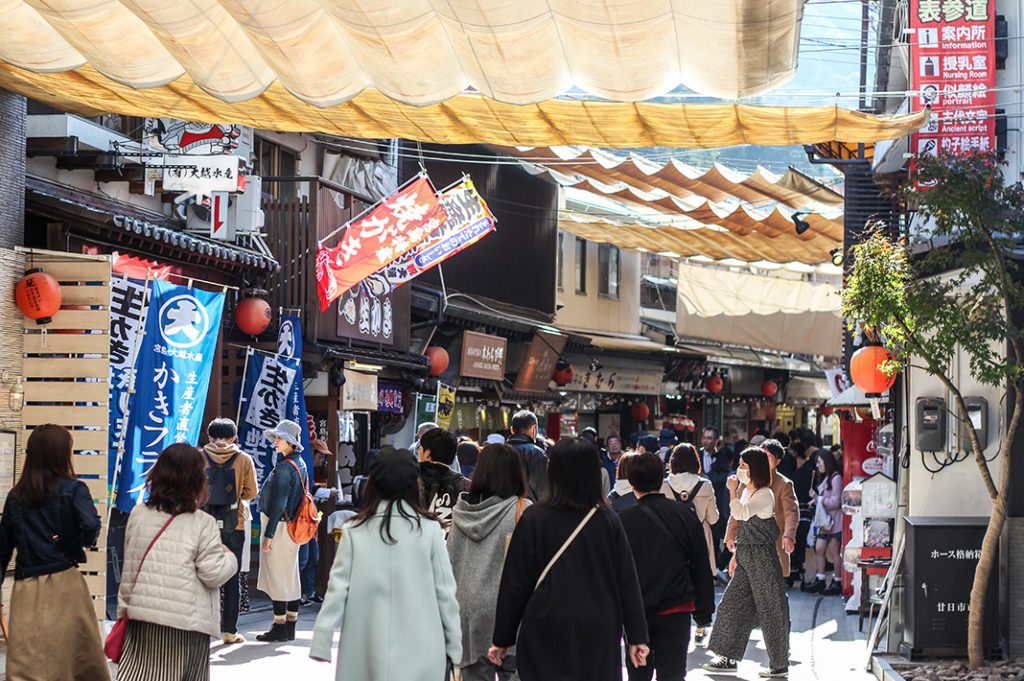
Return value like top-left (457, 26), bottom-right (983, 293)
top-left (0, 0), bottom-right (804, 104)
top-left (0, 63), bottom-right (929, 149)
top-left (512, 147), bottom-right (844, 209)
top-left (676, 261), bottom-right (842, 356)
top-left (559, 213), bottom-right (839, 264)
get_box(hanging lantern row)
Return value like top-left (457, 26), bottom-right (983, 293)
top-left (16, 269), bottom-right (62, 325)
top-left (849, 343), bottom-right (898, 396)
top-left (425, 346), bottom-right (449, 376)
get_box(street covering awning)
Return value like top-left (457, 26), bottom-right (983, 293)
top-left (784, 377), bottom-right (832, 403)
top-left (516, 147), bottom-right (845, 209)
top-left (559, 213), bottom-right (840, 264)
top-left (676, 261), bottom-right (842, 357)
top-left (1, 0), bottom-right (805, 104)
top-left (0, 62), bottom-right (929, 150)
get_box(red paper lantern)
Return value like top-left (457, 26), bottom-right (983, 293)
top-left (706, 375), bottom-right (724, 393)
top-left (819, 403), bottom-right (834, 417)
top-left (552, 364), bottom-right (574, 386)
top-left (761, 380), bottom-right (778, 398)
top-left (236, 296), bottom-right (271, 335)
top-left (631, 402), bottom-right (650, 423)
top-left (425, 346), bottom-right (449, 376)
top-left (850, 344), bottom-right (898, 396)
top-left (15, 269), bottom-right (62, 325)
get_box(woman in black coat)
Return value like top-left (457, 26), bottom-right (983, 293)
top-left (489, 438), bottom-right (649, 681)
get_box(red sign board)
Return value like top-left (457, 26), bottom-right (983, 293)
top-left (910, 0), bottom-right (995, 171)
top-left (315, 177), bottom-right (446, 311)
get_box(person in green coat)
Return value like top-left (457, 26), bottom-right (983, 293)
top-left (310, 447), bottom-right (461, 680)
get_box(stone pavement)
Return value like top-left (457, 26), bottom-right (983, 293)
top-left (208, 586), bottom-right (875, 681)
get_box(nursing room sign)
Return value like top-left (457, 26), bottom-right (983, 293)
top-left (910, 0), bottom-right (995, 169)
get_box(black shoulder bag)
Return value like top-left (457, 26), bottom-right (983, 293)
top-left (638, 503), bottom-right (691, 561)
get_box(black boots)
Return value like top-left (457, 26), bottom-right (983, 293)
top-left (256, 622), bottom-right (289, 642)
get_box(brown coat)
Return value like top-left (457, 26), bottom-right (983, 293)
top-left (203, 443), bottom-right (259, 531)
top-left (726, 472), bottom-right (799, 575)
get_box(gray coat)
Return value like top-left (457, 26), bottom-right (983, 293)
top-left (446, 494), bottom-right (530, 668)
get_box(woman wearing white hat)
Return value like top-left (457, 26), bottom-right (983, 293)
top-left (256, 419), bottom-right (307, 642)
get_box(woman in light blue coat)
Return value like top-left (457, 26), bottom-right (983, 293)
top-left (310, 446), bottom-right (461, 680)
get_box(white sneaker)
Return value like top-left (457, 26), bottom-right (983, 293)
top-left (222, 632), bottom-right (245, 644)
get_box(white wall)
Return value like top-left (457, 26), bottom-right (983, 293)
top-left (554, 231), bottom-right (641, 335)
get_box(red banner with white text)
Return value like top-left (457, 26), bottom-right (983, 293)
top-left (910, 0), bottom-right (995, 177)
top-left (315, 177), bottom-right (446, 311)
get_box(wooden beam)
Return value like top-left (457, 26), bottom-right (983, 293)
top-left (26, 136), bottom-right (79, 157)
top-left (94, 167), bottom-right (145, 184)
top-left (22, 357), bottom-right (108, 378)
top-left (23, 333), bottom-right (109, 355)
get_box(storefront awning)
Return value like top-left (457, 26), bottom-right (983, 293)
top-left (676, 261), bottom-right (842, 357)
top-left (784, 377), bottom-right (832, 403)
top-left (0, 63), bottom-right (929, 150)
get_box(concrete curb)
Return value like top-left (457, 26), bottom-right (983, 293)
top-left (872, 655), bottom-right (907, 681)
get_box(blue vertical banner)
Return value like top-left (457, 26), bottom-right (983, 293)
top-left (107, 277), bottom-right (149, 499)
top-left (116, 280), bottom-right (225, 512)
top-left (237, 315), bottom-right (312, 487)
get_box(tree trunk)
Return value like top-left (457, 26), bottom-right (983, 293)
top-left (968, 496), bottom-right (1005, 668)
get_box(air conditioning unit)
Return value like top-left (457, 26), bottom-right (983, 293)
top-left (230, 175), bottom-right (265, 235)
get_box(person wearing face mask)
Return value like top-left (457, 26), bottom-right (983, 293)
top-left (703, 447), bottom-right (790, 679)
top-left (724, 439), bottom-right (799, 588)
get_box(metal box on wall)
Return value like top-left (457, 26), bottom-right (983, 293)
top-left (901, 517), bottom-right (1000, 660)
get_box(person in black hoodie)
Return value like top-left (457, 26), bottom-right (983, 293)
top-left (417, 427), bottom-right (468, 535)
top-left (619, 451), bottom-right (715, 681)
top-left (506, 410), bottom-right (549, 501)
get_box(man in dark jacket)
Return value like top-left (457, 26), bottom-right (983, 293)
top-left (700, 426), bottom-right (734, 575)
top-left (417, 427), bottom-right (467, 535)
top-left (619, 451), bottom-right (715, 681)
top-left (506, 410), bottom-right (549, 501)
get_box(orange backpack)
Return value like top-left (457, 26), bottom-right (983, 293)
top-left (284, 459), bottom-right (320, 545)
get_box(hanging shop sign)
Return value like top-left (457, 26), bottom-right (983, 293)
top-left (315, 176), bottom-right (446, 310)
top-left (415, 393), bottom-right (438, 430)
top-left (436, 383), bottom-right (456, 429)
top-left (116, 280), bottom-right (224, 511)
top-left (107, 277), bottom-right (149, 488)
top-left (336, 286), bottom-right (395, 344)
top-left (460, 330), bottom-right (507, 381)
top-left (563, 364), bottom-right (663, 395)
top-left (145, 118), bottom-right (242, 155)
top-left (513, 330), bottom-right (567, 393)
top-left (910, 0), bottom-right (995, 173)
top-left (340, 369), bottom-right (378, 411)
top-left (377, 382), bottom-right (404, 413)
top-left (161, 154), bottom-right (245, 194)
top-left (362, 177), bottom-right (496, 296)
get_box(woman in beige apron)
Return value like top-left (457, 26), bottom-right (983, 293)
top-left (256, 419), bottom-right (306, 642)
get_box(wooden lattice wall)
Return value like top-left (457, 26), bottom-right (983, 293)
top-left (19, 250), bottom-right (111, 620)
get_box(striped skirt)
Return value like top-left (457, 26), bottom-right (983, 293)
top-left (116, 620), bottom-right (210, 681)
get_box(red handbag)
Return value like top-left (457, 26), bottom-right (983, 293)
top-left (105, 514), bottom-right (176, 662)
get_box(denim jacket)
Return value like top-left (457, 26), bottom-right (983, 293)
top-left (257, 454), bottom-right (306, 537)
top-left (0, 478), bottom-right (101, 582)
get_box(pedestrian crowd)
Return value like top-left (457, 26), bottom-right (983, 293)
top-left (0, 413), bottom-right (845, 681)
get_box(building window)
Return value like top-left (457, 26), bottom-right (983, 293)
top-left (575, 237), bottom-right (587, 294)
top-left (255, 136), bottom-right (298, 200)
top-left (599, 243), bottom-right (619, 298)
top-left (557, 233), bottom-right (564, 291)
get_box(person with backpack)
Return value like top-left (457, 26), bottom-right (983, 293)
top-left (665, 442), bottom-right (718, 645)
top-left (619, 451), bottom-right (715, 681)
top-left (256, 419), bottom-right (309, 642)
top-left (418, 427), bottom-right (468, 536)
top-left (201, 418), bottom-right (258, 644)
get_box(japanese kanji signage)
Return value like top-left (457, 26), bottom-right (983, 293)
top-left (563, 364), bottom-right (663, 395)
top-left (911, 0), bottom-right (995, 168)
top-left (436, 383), bottom-right (456, 429)
top-left (513, 330), bottom-right (568, 393)
top-left (362, 178), bottom-right (496, 296)
top-left (315, 177), bottom-right (446, 311)
top-left (116, 280), bottom-right (224, 511)
top-left (336, 286), bottom-right (395, 344)
top-left (108, 277), bottom-right (149, 490)
top-left (237, 317), bottom-right (314, 486)
top-left (340, 370), bottom-right (378, 411)
top-left (460, 330), bottom-right (507, 380)
top-left (161, 155), bottom-right (245, 194)
top-left (377, 383), bottom-right (403, 413)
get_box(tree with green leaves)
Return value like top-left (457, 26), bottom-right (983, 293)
top-left (842, 151), bottom-right (1024, 669)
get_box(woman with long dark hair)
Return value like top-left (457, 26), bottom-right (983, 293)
top-left (704, 447), bottom-right (790, 678)
top-left (117, 443), bottom-right (237, 681)
top-left (807, 449), bottom-right (844, 595)
top-left (310, 447), bottom-right (461, 681)
top-left (0, 424), bottom-right (108, 681)
top-left (489, 437), bottom-right (649, 681)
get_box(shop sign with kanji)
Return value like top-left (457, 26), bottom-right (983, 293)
top-left (910, 0), bottom-right (995, 175)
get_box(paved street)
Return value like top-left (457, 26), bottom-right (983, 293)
top-left (209, 587), bottom-right (874, 681)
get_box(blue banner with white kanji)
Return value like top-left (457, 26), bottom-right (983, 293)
top-left (107, 277), bottom-right (149, 499)
top-left (115, 280), bottom-right (225, 512)
top-left (237, 315), bottom-right (313, 487)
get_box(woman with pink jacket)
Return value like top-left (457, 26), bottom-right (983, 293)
top-left (806, 450), bottom-right (843, 595)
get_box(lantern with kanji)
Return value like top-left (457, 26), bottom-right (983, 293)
top-left (15, 269), bottom-right (62, 325)
top-left (236, 296), bottom-right (271, 335)
top-left (706, 375), bottom-right (723, 393)
top-left (552, 360), bottom-right (573, 386)
top-left (761, 380), bottom-right (778, 398)
top-left (425, 346), bottom-right (449, 376)
top-left (631, 402), bottom-right (650, 423)
top-left (850, 344), bottom-right (897, 397)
